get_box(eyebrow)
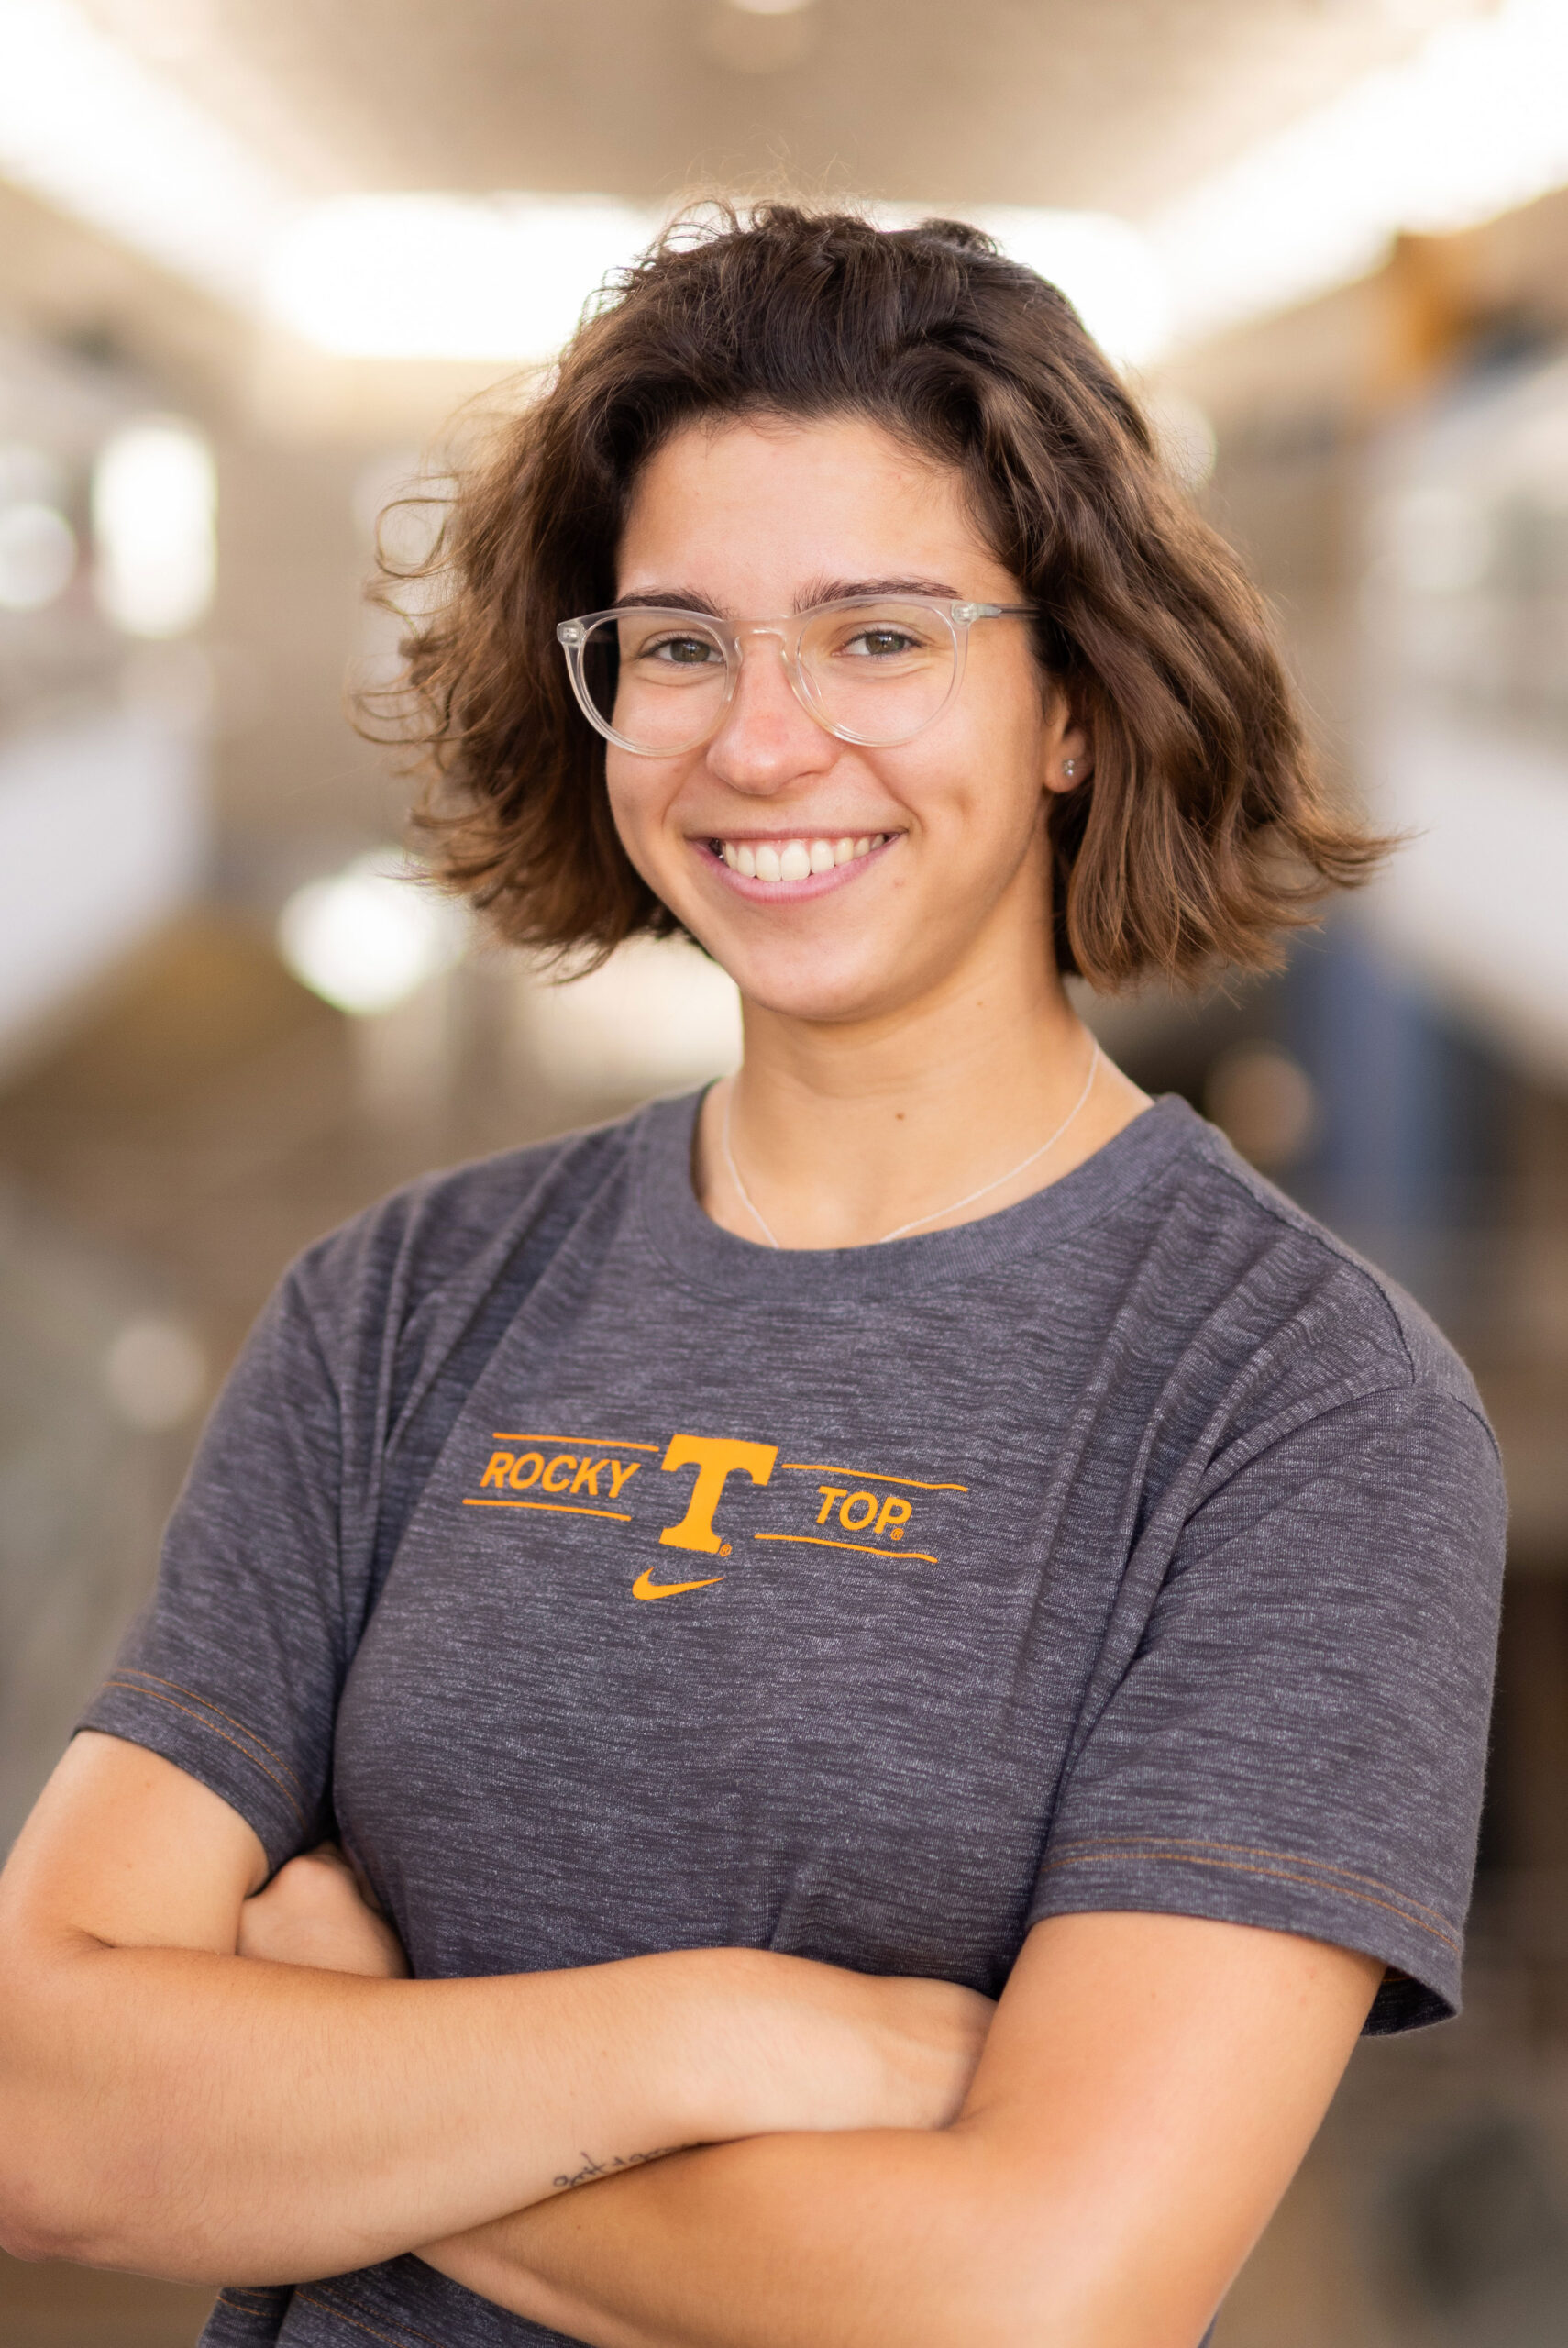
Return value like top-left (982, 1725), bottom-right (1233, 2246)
top-left (612, 576), bottom-right (962, 615)
top-left (614, 588), bottom-right (719, 613)
top-left (801, 576), bottom-right (961, 606)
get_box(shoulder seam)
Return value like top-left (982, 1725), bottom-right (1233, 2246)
top-left (1182, 1128), bottom-right (1419, 1387)
top-left (1431, 1386), bottom-right (1506, 1468)
top-left (289, 1116), bottom-right (637, 1343)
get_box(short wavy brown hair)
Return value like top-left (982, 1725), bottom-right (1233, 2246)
top-left (370, 205), bottom-right (1386, 984)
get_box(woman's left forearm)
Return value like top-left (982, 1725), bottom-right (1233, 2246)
top-left (422, 1914), bottom-right (1384, 2348)
top-left (422, 2123), bottom-right (1057, 2348)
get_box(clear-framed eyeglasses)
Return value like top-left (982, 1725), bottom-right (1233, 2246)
top-left (555, 593), bottom-right (1037, 758)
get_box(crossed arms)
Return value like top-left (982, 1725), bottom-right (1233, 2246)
top-left (0, 1731), bottom-right (1381, 2347)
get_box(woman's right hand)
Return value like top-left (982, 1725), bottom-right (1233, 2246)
top-left (712, 1953), bottom-right (995, 2143)
top-left (237, 1844), bottom-right (410, 1978)
top-left (856, 1971), bottom-right (996, 2131)
top-left (0, 1734), bottom-right (985, 2283)
top-left (237, 1839), bottom-right (991, 2141)
top-left (231, 1852), bottom-right (989, 2138)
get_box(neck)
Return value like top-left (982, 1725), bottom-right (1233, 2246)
top-left (696, 924), bottom-right (1148, 1252)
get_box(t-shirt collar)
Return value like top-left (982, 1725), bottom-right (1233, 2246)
top-left (635, 1086), bottom-right (1201, 1304)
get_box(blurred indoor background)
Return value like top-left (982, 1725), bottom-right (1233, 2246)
top-left (1, 1), bottom-right (1567, 2341)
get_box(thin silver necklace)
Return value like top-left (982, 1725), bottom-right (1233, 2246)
top-left (720, 1038), bottom-right (1102, 1250)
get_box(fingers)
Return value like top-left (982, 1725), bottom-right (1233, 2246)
top-left (301, 1843), bottom-right (392, 1922)
top-left (305, 1843), bottom-right (353, 1873)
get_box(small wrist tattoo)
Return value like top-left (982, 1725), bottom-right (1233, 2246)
top-left (552, 2145), bottom-right (687, 2191)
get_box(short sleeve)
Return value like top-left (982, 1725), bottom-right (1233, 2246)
top-left (77, 1272), bottom-right (349, 1870)
top-left (1029, 1385), bottom-right (1506, 2032)
top-left (201, 2286), bottom-right (293, 2343)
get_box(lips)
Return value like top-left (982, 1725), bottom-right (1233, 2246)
top-left (712, 834), bottom-right (889, 882)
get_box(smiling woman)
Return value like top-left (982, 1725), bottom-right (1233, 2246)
top-left (0, 209), bottom-right (1505, 2348)
top-left (384, 208), bottom-right (1379, 991)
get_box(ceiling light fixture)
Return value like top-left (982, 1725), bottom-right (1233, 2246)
top-left (0, 0), bottom-right (296, 305)
top-left (92, 419), bottom-right (216, 638)
top-left (1151, 0), bottom-right (1568, 344)
top-left (262, 194), bottom-right (1166, 370)
top-left (966, 208), bottom-right (1169, 367)
top-left (5, 0), bottom-right (1568, 368)
top-left (264, 193), bottom-right (661, 361)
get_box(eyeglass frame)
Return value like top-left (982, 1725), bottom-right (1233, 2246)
top-left (554, 593), bottom-right (1039, 757)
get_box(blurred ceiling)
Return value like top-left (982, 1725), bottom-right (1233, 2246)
top-left (77, 0), bottom-right (1495, 216)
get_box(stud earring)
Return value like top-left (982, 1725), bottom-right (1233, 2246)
top-left (1063, 759), bottom-right (1077, 780)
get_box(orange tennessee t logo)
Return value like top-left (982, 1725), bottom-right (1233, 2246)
top-left (631, 1433), bottom-right (778, 1600)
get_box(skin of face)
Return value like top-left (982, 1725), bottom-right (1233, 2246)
top-left (605, 414), bottom-right (1088, 1035)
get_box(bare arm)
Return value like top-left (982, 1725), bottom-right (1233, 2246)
top-left (0, 1733), bottom-right (988, 2286)
top-left (422, 1911), bottom-right (1382, 2348)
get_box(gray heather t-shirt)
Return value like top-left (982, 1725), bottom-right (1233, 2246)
top-left (81, 1091), bottom-right (1506, 2348)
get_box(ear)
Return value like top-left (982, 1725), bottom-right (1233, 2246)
top-left (1043, 703), bottom-right (1093, 798)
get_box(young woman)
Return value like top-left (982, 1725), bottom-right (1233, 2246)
top-left (0, 211), bottom-right (1504, 2348)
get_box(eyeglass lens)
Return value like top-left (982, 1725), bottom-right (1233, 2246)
top-left (577, 601), bottom-right (960, 752)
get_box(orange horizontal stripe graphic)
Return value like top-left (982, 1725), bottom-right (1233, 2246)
top-left (463, 1498), bottom-right (633, 1522)
top-left (492, 1433), bottom-right (660, 1451)
top-left (778, 1462), bottom-right (967, 1493)
top-left (754, 1532), bottom-right (939, 1565)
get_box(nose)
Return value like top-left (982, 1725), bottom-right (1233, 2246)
top-left (704, 628), bottom-right (836, 794)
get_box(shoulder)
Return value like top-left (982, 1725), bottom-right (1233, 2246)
top-left (1107, 1099), bottom-right (1495, 1456)
top-left (274, 1096), bottom-right (678, 1374)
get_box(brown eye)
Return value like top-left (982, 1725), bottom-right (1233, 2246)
top-left (646, 633), bottom-right (722, 667)
top-left (832, 618), bottom-right (935, 662)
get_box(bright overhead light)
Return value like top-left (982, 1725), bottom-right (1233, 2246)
top-left (93, 419), bottom-right (216, 638)
top-left (969, 208), bottom-right (1169, 368)
top-left (7, 0), bottom-right (1568, 374)
top-left (268, 193), bottom-right (1165, 369)
top-left (277, 850), bottom-right (468, 1017)
top-left (264, 194), bottom-right (662, 361)
top-left (0, 0), bottom-right (295, 305)
top-left (1151, 0), bottom-right (1568, 344)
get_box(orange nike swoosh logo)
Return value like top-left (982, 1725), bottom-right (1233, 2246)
top-left (631, 1565), bottom-right (724, 1601)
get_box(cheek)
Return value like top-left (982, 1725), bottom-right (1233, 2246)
top-left (603, 756), bottom-right (668, 860)
top-left (602, 759), bottom-right (711, 910)
top-left (905, 708), bottom-right (1047, 853)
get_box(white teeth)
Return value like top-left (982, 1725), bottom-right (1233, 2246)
top-left (719, 834), bottom-right (889, 881)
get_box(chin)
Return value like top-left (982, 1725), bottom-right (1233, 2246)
top-left (718, 946), bottom-right (917, 1029)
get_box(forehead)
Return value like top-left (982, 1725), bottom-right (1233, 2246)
top-left (615, 414), bottom-right (1004, 604)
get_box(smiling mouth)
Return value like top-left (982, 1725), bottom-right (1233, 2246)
top-left (708, 833), bottom-right (889, 883)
